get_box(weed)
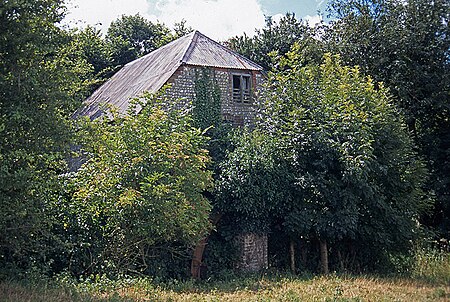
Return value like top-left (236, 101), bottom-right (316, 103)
top-left (411, 243), bottom-right (450, 285)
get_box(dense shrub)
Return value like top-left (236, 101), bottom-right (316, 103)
top-left (57, 93), bottom-right (213, 277)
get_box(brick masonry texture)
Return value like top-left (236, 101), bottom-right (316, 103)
top-left (235, 233), bottom-right (268, 272)
top-left (165, 65), bottom-right (265, 127)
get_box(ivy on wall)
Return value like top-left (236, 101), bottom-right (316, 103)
top-left (193, 68), bottom-right (222, 130)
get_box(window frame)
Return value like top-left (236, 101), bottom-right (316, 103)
top-left (232, 73), bottom-right (252, 104)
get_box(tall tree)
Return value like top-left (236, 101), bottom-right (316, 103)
top-left (71, 26), bottom-right (111, 76)
top-left (227, 13), bottom-right (324, 70)
top-left (0, 0), bottom-right (89, 272)
top-left (261, 51), bottom-right (429, 272)
top-left (106, 14), bottom-right (172, 66)
top-left (219, 51), bottom-right (430, 272)
top-left (64, 93), bottom-right (213, 276)
top-left (326, 0), bottom-right (450, 238)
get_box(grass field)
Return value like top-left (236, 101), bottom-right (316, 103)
top-left (1, 246), bottom-right (448, 301)
top-left (1, 274), bottom-right (449, 302)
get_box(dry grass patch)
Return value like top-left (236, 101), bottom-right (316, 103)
top-left (1, 275), bottom-right (449, 302)
top-left (100, 275), bottom-right (450, 302)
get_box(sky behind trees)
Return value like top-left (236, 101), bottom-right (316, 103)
top-left (64, 0), bottom-right (328, 40)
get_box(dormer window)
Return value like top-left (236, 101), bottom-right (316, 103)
top-left (232, 74), bottom-right (251, 103)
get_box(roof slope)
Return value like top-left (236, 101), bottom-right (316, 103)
top-left (74, 31), bottom-right (263, 119)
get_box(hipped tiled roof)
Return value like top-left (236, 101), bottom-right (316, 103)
top-left (74, 31), bottom-right (263, 119)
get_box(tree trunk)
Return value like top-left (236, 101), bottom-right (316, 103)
top-left (320, 239), bottom-right (329, 274)
top-left (191, 238), bottom-right (207, 279)
top-left (300, 239), bottom-right (307, 268)
top-left (349, 242), bottom-right (357, 272)
top-left (337, 249), bottom-right (345, 272)
top-left (289, 239), bottom-right (296, 274)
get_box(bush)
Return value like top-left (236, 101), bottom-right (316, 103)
top-left (59, 92), bottom-right (213, 278)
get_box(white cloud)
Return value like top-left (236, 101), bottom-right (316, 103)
top-left (303, 14), bottom-right (322, 27)
top-left (64, 0), bottom-right (154, 34)
top-left (270, 13), bottom-right (285, 24)
top-left (153, 0), bottom-right (266, 40)
top-left (64, 0), bottom-right (266, 40)
top-left (316, 0), bottom-right (326, 7)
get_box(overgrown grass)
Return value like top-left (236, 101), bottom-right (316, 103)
top-left (0, 280), bottom-right (116, 302)
top-left (1, 247), bottom-right (449, 302)
top-left (411, 244), bottom-right (450, 285)
top-left (1, 273), bottom-right (449, 302)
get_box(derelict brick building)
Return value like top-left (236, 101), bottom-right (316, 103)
top-left (75, 31), bottom-right (265, 127)
top-left (75, 30), bottom-right (268, 274)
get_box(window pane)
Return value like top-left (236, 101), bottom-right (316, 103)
top-left (233, 75), bottom-right (241, 102)
top-left (233, 75), bottom-right (241, 89)
top-left (242, 75), bottom-right (250, 102)
top-left (242, 76), bottom-right (250, 90)
top-left (232, 74), bottom-right (251, 103)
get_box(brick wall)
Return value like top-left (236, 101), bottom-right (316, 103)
top-left (235, 233), bottom-right (268, 272)
top-left (165, 65), bottom-right (264, 126)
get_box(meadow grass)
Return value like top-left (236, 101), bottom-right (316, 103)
top-left (1, 248), bottom-right (448, 301)
top-left (1, 273), bottom-right (449, 302)
top-left (411, 244), bottom-right (450, 285)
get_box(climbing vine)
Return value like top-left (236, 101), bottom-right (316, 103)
top-left (193, 68), bottom-right (222, 130)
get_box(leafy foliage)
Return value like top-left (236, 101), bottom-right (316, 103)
top-left (0, 0), bottom-right (446, 280)
top-left (173, 19), bottom-right (194, 38)
top-left (62, 93), bottom-right (213, 276)
top-left (215, 129), bottom-right (288, 234)
top-left (218, 52), bottom-right (430, 271)
top-left (70, 26), bottom-right (111, 76)
top-left (227, 13), bottom-right (324, 70)
top-left (0, 0), bottom-right (90, 274)
top-left (270, 52), bottom-right (428, 255)
top-left (277, 53), bottom-right (423, 239)
top-left (193, 68), bottom-right (222, 131)
top-left (105, 14), bottom-right (172, 67)
top-left (325, 0), bottom-right (450, 238)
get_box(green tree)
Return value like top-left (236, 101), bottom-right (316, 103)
top-left (70, 26), bottom-right (112, 77)
top-left (215, 130), bottom-right (288, 235)
top-left (325, 0), bottom-right (450, 238)
top-left (106, 14), bottom-right (172, 66)
top-left (64, 93), bottom-right (213, 276)
top-left (0, 0), bottom-right (90, 274)
top-left (57, 26), bottom-right (115, 97)
top-left (220, 51), bottom-right (430, 273)
top-left (264, 52), bottom-right (429, 272)
top-left (173, 19), bottom-right (194, 38)
top-left (227, 13), bottom-right (324, 70)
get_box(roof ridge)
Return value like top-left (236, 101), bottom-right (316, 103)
top-left (192, 31), bottom-right (263, 70)
top-left (126, 31), bottom-right (195, 68)
top-left (180, 30), bottom-right (199, 64)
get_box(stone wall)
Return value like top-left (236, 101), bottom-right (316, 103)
top-left (164, 65), bottom-right (196, 108)
top-left (235, 233), bottom-right (268, 272)
top-left (165, 65), bottom-right (264, 126)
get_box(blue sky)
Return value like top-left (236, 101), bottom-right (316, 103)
top-left (260, 0), bottom-right (327, 17)
top-left (65, 0), bottom-right (329, 40)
